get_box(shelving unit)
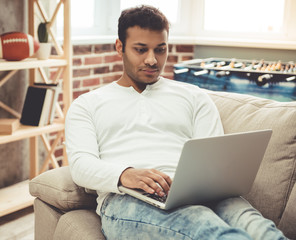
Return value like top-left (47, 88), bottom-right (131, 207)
top-left (0, 0), bottom-right (72, 217)
top-left (0, 59), bottom-right (67, 71)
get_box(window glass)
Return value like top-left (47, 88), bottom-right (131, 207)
top-left (204, 0), bottom-right (285, 33)
top-left (71, 0), bottom-right (95, 28)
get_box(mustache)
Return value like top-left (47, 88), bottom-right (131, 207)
top-left (140, 65), bottom-right (158, 70)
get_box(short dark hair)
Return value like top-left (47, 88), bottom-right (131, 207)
top-left (118, 5), bottom-right (170, 52)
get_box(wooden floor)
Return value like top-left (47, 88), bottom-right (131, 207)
top-left (0, 206), bottom-right (34, 240)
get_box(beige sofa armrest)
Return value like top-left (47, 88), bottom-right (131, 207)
top-left (278, 183), bottom-right (296, 240)
top-left (29, 166), bottom-right (97, 211)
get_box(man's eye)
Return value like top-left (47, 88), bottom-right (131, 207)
top-left (135, 48), bottom-right (147, 54)
top-left (155, 48), bottom-right (166, 54)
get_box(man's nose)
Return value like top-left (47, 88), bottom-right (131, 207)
top-left (144, 50), bottom-right (157, 66)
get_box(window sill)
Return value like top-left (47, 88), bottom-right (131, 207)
top-left (67, 35), bottom-right (296, 50)
top-left (169, 36), bottom-right (296, 50)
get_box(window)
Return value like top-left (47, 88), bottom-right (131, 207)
top-left (193, 0), bottom-right (296, 48)
top-left (57, 0), bottom-right (120, 39)
top-left (204, 0), bottom-right (285, 34)
top-left (57, 0), bottom-right (188, 42)
top-left (57, 0), bottom-right (296, 48)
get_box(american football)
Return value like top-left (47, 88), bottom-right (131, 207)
top-left (0, 32), bottom-right (40, 61)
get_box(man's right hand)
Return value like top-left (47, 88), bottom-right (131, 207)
top-left (119, 168), bottom-right (172, 197)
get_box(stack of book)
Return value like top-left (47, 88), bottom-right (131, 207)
top-left (20, 83), bottom-right (61, 127)
top-left (0, 118), bottom-right (20, 134)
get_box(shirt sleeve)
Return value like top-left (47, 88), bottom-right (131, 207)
top-left (192, 90), bottom-right (224, 138)
top-left (65, 96), bottom-right (130, 194)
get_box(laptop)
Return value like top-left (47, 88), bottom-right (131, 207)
top-left (118, 129), bottom-right (272, 210)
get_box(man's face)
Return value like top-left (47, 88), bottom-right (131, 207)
top-left (116, 26), bottom-right (168, 92)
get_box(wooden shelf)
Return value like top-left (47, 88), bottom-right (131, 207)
top-left (0, 58), bottom-right (67, 71)
top-left (0, 0), bottom-right (72, 217)
top-left (0, 122), bottom-right (65, 144)
top-left (0, 180), bottom-right (34, 217)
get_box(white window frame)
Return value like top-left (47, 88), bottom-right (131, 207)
top-left (59, 0), bottom-right (120, 44)
top-left (63, 0), bottom-right (296, 49)
top-left (183, 0), bottom-right (296, 49)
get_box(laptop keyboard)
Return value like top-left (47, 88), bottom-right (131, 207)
top-left (142, 192), bottom-right (167, 203)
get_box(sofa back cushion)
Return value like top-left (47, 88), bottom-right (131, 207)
top-left (207, 90), bottom-right (296, 226)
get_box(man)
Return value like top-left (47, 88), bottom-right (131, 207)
top-left (65, 5), bottom-right (287, 240)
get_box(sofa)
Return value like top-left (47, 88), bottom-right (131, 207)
top-left (29, 90), bottom-right (296, 240)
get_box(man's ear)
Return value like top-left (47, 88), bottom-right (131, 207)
top-left (116, 39), bottom-right (123, 57)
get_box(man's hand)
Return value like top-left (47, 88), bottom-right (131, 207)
top-left (119, 168), bottom-right (172, 197)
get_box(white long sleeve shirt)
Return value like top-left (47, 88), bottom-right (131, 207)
top-left (65, 77), bottom-right (224, 213)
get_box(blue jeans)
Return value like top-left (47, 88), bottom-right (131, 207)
top-left (100, 193), bottom-right (287, 240)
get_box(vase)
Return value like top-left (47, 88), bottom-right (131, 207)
top-left (36, 43), bottom-right (52, 60)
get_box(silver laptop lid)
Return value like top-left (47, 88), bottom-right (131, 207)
top-left (164, 129), bottom-right (272, 210)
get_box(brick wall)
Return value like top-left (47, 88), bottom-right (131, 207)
top-left (53, 43), bottom-right (194, 164)
top-left (71, 43), bottom-right (194, 99)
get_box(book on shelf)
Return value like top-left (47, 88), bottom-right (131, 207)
top-left (33, 82), bottom-right (61, 125)
top-left (0, 118), bottom-right (20, 134)
top-left (20, 83), bottom-right (60, 127)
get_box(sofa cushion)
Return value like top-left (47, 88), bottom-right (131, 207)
top-left (278, 183), bottom-right (296, 239)
top-left (29, 166), bottom-right (97, 211)
top-left (53, 209), bottom-right (105, 240)
top-left (34, 198), bottom-right (63, 240)
top-left (207, 90), bottom-right (296, 225)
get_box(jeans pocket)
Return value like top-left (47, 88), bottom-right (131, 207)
top-left (100, 192), bottom-right (116, 216)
